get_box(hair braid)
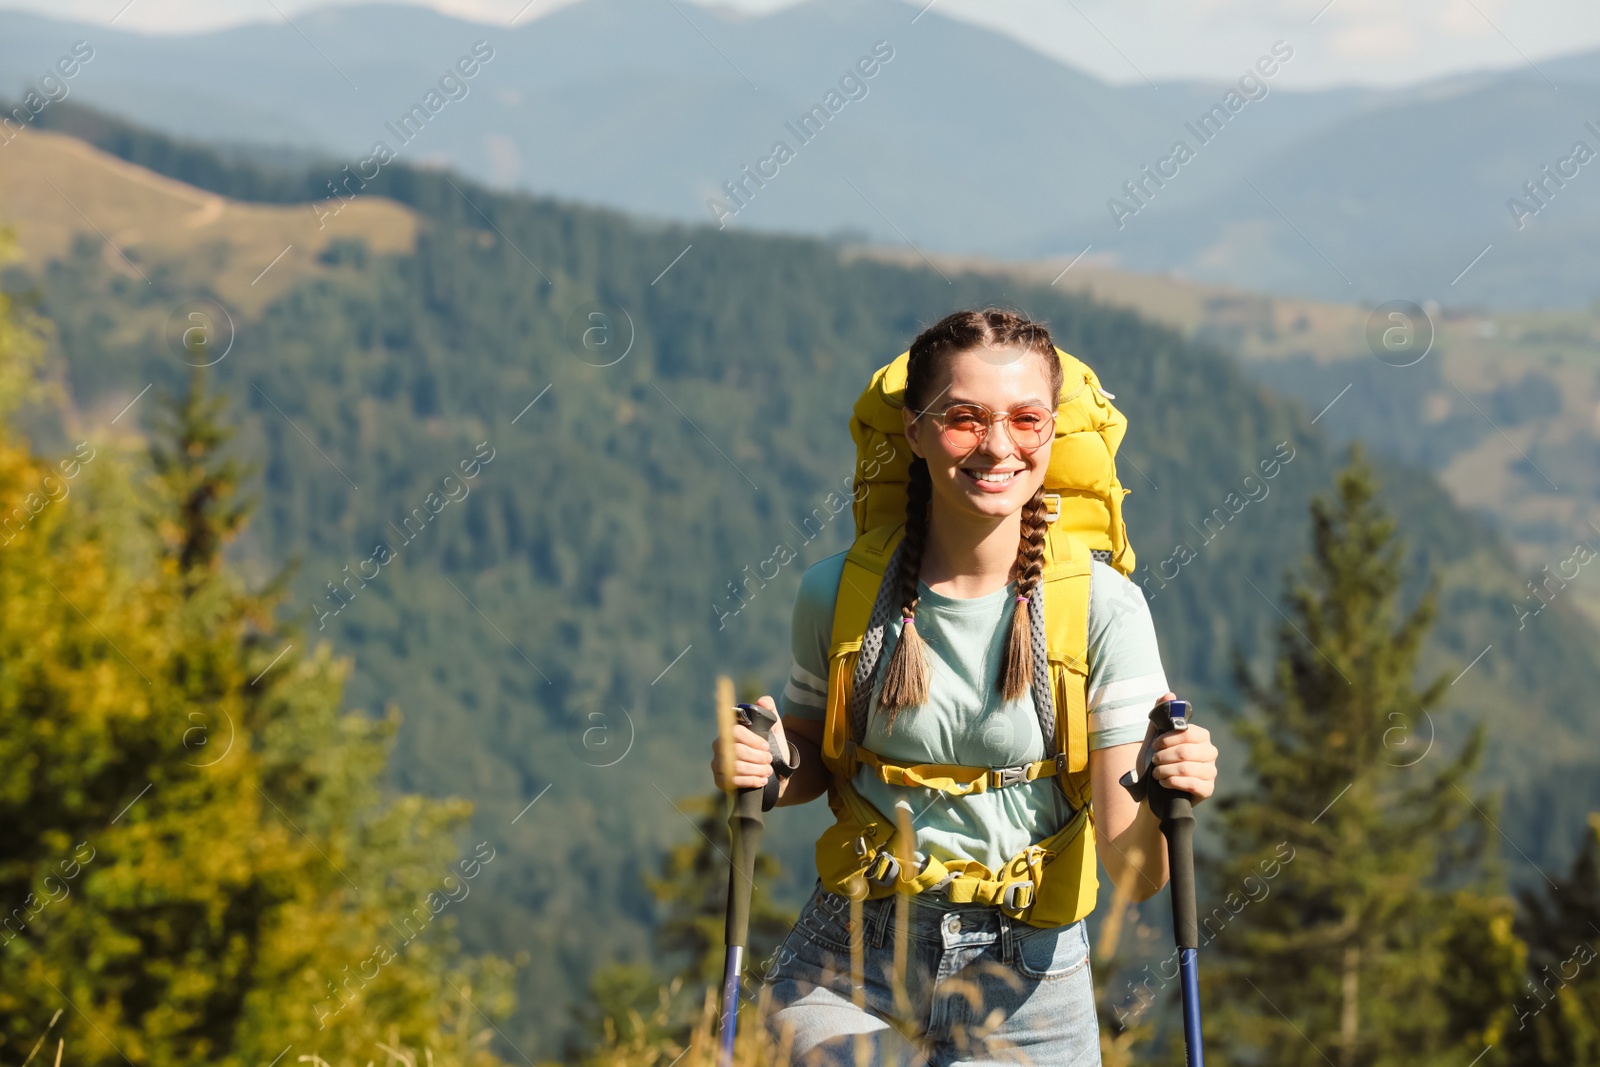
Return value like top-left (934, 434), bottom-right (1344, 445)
top-left (876, 457), bottom-right (933, 733)
top-left (999, 486), bottom-right (1050, 700)
top-left (874, 306), bottom-right (1064, 734)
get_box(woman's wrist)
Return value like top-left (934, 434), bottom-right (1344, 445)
top-left (775, 734), bottom-right (827, 807)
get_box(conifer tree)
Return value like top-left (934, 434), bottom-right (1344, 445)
top-left (149, 362), bottom-right (252, 586)
top-left (576, 790), bottom-right (790, 1062)
top-left (650, 676), bottom-right (794, 989)
top-left (1202, 444), bottom-right (1523, 1067)
top-left (647, 794), bottom-right (793, 991)
top-left (579, 677), bottom-right (793, 1061)
top-left (0, 297), bottom-right (516, 1066)
top-left (0, 222), bottom-right (51, 422)
top-left (1504, 813), bottom-right (1600, 1064)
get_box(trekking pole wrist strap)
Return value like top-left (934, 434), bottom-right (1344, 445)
top-left (773, 738), bottom-right (800, 780)
top-left (755, 739), bottom-right (799, 813)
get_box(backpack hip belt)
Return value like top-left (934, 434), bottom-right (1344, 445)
top-left (826, 770), bottom-right (1096, 920)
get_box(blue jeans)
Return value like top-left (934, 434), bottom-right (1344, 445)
top-left (760, 882), bottom-right (1102, 1067)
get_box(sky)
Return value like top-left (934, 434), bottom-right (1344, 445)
top-left (2, 0), bottom-right (1597, 89)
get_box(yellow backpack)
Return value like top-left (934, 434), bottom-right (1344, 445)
top-left (814, 346), bottom-right (1136, 927)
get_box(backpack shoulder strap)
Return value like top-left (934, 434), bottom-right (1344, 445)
top-left (821, 523), bottom-right (904, 777)
top-left (1041, 527), bottom-right (1094, 806)
top-left (829, 522), bottom-right (902, 649)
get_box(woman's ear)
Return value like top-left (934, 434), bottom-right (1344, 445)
top-left (903, 408), bottom-right (923, 459)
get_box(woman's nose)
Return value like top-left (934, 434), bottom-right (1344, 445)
top-left (980, 418), bottom-right (1021, 459)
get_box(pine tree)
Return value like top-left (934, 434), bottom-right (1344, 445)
top-left (649, 675), bottom-right (794, 989)
top-left (578, 677), bottom-right (794, 1062)
top-left (0, 222), bottom-right (52, 422)
top-left (647, 796), bottom-right (792, 991)
top-left (1202, 444), bottom-right (1523, 1067)
top-left (149, 362), bottom-right (253, 586)
top-left (0, 325), bottom-right (516, 1065)
top-left (1504, 813), bottom-right (1600, 1064)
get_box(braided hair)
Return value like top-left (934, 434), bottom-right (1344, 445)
top-left (876, 309), bottom-right (1063, 733)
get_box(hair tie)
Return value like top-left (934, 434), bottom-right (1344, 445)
top-left (902, 615), bottom-right (915, 626)
top-left (1015, 595), bottom-right (1030, 604)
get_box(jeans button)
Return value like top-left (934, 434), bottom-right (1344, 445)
top-left (947, 914), bottom-right (961, 934)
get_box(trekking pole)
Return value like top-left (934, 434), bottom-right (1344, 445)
top-left (1121, 699), bottom-right (1204, 1067)
top-left (719, 700), bottom-right (779, 1067)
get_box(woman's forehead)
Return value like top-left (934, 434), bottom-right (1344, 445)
top-left (940, 347), bottom-right (1052, 402)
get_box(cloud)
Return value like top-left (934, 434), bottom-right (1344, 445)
top-left (1436, 0), bottom-right (1506, 37)
top-left (1329, 19), bottom-right (1420, 62)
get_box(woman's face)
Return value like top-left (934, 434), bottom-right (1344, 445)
top-left (903, 346), bottom-right (1055, 524)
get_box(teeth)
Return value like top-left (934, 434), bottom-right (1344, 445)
top-left (970, 470), bottom-right (1016, 483)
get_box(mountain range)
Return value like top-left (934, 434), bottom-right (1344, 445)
top-left (5, 0), bottom-right (1600, 306)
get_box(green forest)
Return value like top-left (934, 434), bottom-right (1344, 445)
top-left (2, 102), bottom-right (1599, 1064)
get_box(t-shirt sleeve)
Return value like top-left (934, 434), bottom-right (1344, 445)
top-left (777, 552), bottom-right (848, 722)
top-left (1085, 559), bottom-right (1171, 750)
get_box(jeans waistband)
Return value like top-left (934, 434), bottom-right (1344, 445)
top-left (810, 881), bottom-right (1064, 959)
top-left (812, 878), bottom-right (972, 912)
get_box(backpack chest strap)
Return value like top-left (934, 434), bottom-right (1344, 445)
top-left (848, 741), bottom-right (1069, 796)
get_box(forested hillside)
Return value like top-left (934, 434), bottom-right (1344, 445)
top-left (6, 106), bottom-right (1600, 1059)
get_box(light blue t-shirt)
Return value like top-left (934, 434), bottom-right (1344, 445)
top-left (780, 552), bottom-right (1169, 873)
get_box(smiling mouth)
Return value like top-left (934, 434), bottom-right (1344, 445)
top-left (962, 468), bottom-right (1021, 486)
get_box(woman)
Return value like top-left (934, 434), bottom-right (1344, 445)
top-left (711, 309), bottom-right (1219, 1066)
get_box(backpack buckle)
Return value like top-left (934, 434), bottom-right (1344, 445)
top-left (1043, 492), bottom-right (1061, 524)
top-left (989, 763), bottom-right (1030, 790)
top-left (1001, 882), bottom-right (1035, 913)
top-left (867, 850), bottom-right (900, 887)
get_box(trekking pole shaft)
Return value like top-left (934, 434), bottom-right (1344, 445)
top-left (718, 943), bottom-right (743, 1067)
top-left (1163, 792), bottom-right (1204, 1067)
top-left (718, 789), bottom-right (765, 1067)
top-left (719, 703), bottom-right (775, 1067)
top-left (1179, 948), bottom-right (1203, 1067)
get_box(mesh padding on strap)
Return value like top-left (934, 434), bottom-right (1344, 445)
top-left (1026, 584), bottom-right (1057, 760)
top-left (849, 536), bottom-right (904, 744)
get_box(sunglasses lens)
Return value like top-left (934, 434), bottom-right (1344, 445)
top-left (942, 405), bottom-right (987, 448)
top-left (1009, 407), bottom-right (1053, 449)
top-left (936, 405), bottom-right (1054, 449)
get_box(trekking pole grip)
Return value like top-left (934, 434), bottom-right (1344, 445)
top-left (1151, 699), bottom-right (1199, 950)
top-left (1123, 698), bottom-right (1205, 1067)
top-left (1164, 790), bottom-right (1199, 950)
top-left (725, 701), bottom-right (778, 952)
top-left (1119, 699), bottom-right (1200, 949)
